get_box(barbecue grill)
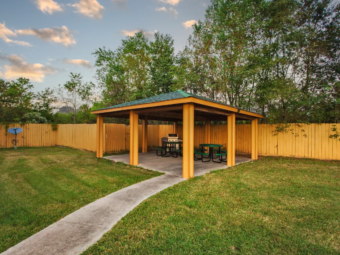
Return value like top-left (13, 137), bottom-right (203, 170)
top-left (161, 134), bottom-right (182, 149)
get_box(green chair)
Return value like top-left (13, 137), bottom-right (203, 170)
top-left (194, 149), bottom-right (210, 162)
top-left (172, 148), bottom-right (182, 158)
top-left (156, 146), bottom-right (168, 157)
top-left (213, 150), bottom-right (227, 163)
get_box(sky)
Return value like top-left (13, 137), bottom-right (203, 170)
top-left (0, 0), bottom-right (210, 94)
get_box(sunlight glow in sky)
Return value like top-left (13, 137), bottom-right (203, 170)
top-left (0, 0), bottom-right (209, 92)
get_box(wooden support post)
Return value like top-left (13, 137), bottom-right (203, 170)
top-left (96, 115), bottom-right (104, 158)
top-left (251, 119), bottom-right (258, 160)
top-left (129, 110), bottom-right (139, 165)
top-left (182, 104), bottom-right (194, 179)
top-left (142, 116), bottom-right (148, 153)
top-left (205, 119), bottom-right (211, 143)
top-left (227, 113), bottom-right (236, 166)
top-left (173, 121), bottom-right (178, 134)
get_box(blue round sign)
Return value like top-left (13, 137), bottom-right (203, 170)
top-left (8, 127), bottom-right (23, 135)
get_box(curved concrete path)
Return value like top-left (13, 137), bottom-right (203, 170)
top-left (1, 174), bottom-right (183, 255)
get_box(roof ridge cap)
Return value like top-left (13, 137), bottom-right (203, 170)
top-left (177, 90), bottom-right (191, 97)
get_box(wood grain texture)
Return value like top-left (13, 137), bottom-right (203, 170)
top-left (1, 123), bottom-right (339, 161)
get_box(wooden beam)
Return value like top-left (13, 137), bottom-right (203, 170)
top-left (129, 110), bottom-right (139, 165)
top-left (192, 98), bottom-right (264, 118)
top-left (142, 111), bottom-right (206, 121)
top-left (195, 105), bottom-right (231, 117)
top-left (235, 113), bottom-right (256, 120)
top-left (205, 120), bottom-right (211, 143)
top-left (173, 121), bottom-right (178, 133)
top-left (101, 111), bottom-right (130, 118)
top-left (135, 105), bottom-right (183, 114)
top-left (182, 104), bottom-right (194, 179)
top-left (251, 119), bottom-right (258, 160)
top-left (142, 116), bottom-right (148, 153)
top-left (96, 115), bottom-right (104, 158)
top-left (137, 114), bottom-right (179, 122)
top-left (92, 98), bottom-right (193, 115)
top-left (146, 112), bottom-right (184, 120)
top-left (227, 113), bottom-right (236, 166)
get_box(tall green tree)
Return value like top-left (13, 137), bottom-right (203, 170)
top-left (179, 0), bottom-right (340, 123)
top-left (59, 73), bottom-right (92, 124)
top-left (33, 88), bottom-right (57, 122)
top-left (0, 78), bottom-right (34, 123)
top-left (93, 31), bottom-right (177, 107)
top-left (149, 32), bottom-right (176, 94)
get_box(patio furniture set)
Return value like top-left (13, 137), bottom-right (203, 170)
top-left (156, 141), bottom-right (227, 163)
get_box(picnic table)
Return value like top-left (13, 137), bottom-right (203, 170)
top-left (199, 144), bottom-right (222, 160)
top-left (162, 141), bottom-right (183, 157)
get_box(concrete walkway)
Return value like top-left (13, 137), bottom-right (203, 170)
top-left (1, 174), bottom-right (183, 255)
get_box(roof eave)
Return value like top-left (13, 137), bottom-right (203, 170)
top-left (91, 96), bottom-right (264, 119)
top-left (91, 97), bottom-right (194, 115)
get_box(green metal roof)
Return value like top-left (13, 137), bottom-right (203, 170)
top-left (97, 90), bottom-right (220, 110)
top-left (96, 90), bottom-right (260, 115)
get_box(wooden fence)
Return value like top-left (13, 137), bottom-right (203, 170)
top-left (0, 124), bottom-right (56, 149)
top-left (1, 123), bottom-right (339, 161)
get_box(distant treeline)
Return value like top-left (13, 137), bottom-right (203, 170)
top-left (1, 0), bottom-right (339, 124)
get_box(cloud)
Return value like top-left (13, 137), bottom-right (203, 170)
top-left (120, 29), bottom-right (157, 39)
top-left (112, 0), bottom-right (127, 9)
top-left (0, 71), bottom-right (2, 76)
top-left (158, 0), bottom-right (180, 5)
top-left (0, 54), bottom-right (57, 82)
top-left (0, 23), bottom-right (32, 46)
top-left (183, 20), bottom-right (197, 28)
top-left (35, 0), bottom-right (63, 14)
top-left (63, 59), bottom-right (92, 68)
top-left (71, 0), bottom-right (104, 19)
top-left (156, 7), bottom-right (178, 18)
top-left (16, 26), bottom-right (76, 47)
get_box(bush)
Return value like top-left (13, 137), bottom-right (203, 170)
top-left (21, 112), bottom-right (48, 123)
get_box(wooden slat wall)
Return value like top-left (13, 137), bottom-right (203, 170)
top-left (1, 123), bottom-right (339, 160)
top-left (178, 123), bottom-right (340, 160)
top-left (125, 124), bottom-right (174, 151)
top-left (56, 124), bottom-right (97, 152)
top-left (105, 124), bottom-right (126, 153)
top-left (0, 124), bottom-right (57, 149)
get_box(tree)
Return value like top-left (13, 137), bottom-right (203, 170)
top-left (93, 31), bottom-right (177, 107)
top-left (0, 78), bottom-right (34, 123)
top-left (59, 73), bottom-right (92, 124)
top-left (177, 0), bottom-right (340, 123)
top-left (149, 32), bottom-right (176, 94)
top-left (76, 104), bottom-right (96, 123)
top-left (33, 88), bottom-right (57, 122)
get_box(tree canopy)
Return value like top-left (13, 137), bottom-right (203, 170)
top-left (1, 0), bottom-right (339, 124)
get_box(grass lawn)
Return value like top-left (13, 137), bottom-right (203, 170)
top-left (0, 147), bottom-right (161, 253)
top-left (84, 157), bottom-right (340, 254)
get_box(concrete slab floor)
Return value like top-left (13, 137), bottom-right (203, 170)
top-left (105, 152), bottom-right (253, 177)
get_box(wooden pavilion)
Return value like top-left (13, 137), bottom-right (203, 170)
top-left (91, 90), bottom-right (263, 179)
